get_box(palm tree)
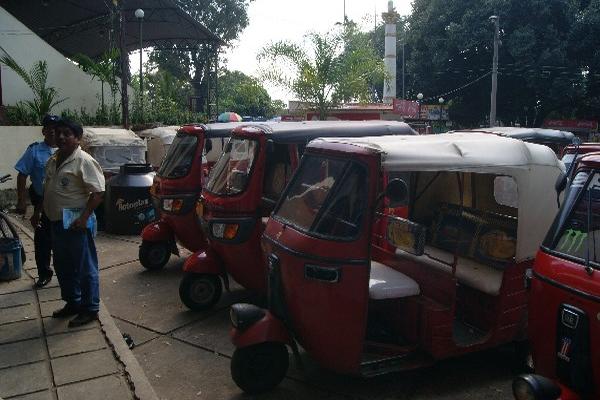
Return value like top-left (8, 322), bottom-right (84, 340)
top-left (72, 48), bottom-right (120, 114)
top-left (0, 46), bottom-right (66, 123)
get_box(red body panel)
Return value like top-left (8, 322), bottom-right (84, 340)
top-left (529, 250), bottom-right (600, 397)
top-left (144, 126), bottom-right (208, 252)
top-left (199, 129), bottom-right (298, 294)
top-left (231, 312), bottom-right (291, 348)
top-left (182, 248), bottom-right (224, 275)
top-left (260, 149), bottom-right (378, 375)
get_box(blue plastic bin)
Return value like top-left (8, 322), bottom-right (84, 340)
top-left (0, 238), bottom-right (23, 281)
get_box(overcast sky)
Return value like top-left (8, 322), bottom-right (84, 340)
top-left (223, 0), bottom-right (413, 104)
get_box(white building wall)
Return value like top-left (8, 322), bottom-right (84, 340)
top-left (0, 7), bottom-right (105, 114)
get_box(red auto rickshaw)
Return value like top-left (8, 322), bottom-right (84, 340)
top-left (513, 153), bottom-right (600, 400)
top-left (138, 123), bottom-right (240, 270)
top-left (179, 121), bottom-right (417, 310)
top-left (228, 133), bottom-right (564, 394)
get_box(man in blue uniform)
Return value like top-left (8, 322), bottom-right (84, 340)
top-left (15, 114), bottom-right (58, 287)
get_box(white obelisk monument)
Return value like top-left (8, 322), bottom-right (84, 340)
top-left (382, 1), bottom-right (399, 104)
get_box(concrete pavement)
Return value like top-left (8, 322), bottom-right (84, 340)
top-left (2, 212), bottom-right (518, 400)
top-left (0, 216), bottom-right (157, 400)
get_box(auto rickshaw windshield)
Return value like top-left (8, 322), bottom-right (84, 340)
top-left (205, 137), bottom-right (258, 195)
top-left (543, 170), bottom-right (600, 271)
top-left (273, 154), bottom-right (367, 240)
top-left (157, 132), bottom-right (198, 178)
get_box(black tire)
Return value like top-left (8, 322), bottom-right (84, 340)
top-left (179, 273), bottom-right (222, 311)
top-left (138, 241), bottom-right (170, 270)
top-left (231, 342), bottom-right (289, 395)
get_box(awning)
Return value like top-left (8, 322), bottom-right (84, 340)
top-left (0, 0), bottom-right (224, 59)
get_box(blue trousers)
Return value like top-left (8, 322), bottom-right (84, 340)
top-left (50, 222), bottom-right (99, 312)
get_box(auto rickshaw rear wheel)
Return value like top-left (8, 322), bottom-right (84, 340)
top-left (231, 342), bottom-right (289, 395)
top-left (139, 241), bottom-right (171, 270)
top-left (179, 273), bottom-right (222, 311)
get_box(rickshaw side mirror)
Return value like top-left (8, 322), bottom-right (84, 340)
top-left (555, 172), bottom-right (567, 194)
top-left (204, 138), bottom-right (213, 154)
top-left (385, 178), bottom-right (409, 204)
top-left (573, 136), bottom-right (582, 146)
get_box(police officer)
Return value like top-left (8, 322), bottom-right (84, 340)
top-left (15, 114), bottom-right (58, 287)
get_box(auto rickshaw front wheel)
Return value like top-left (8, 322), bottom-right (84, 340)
top-left (179, 273), bottom-right (222, 311)
top-left (139, 241), bottom-right (170, 270)
top-left (231, 342), bottom-right (289, 395)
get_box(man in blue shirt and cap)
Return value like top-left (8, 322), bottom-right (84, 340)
top-left (15, 114), bottom-right (58, 287)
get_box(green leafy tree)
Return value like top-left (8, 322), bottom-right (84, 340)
top-left (148, 0), bottom-right (253, 112)
top-left (72, 48), bottom-right (120, 114)
top-left (258, 23), bottom-right (386, 120)
top-left (0, 47), bottom-right (66, 123)
top-left (403, 0), bottom-right (586, 126)
top-left (218, 70), bottom-right (277, 117)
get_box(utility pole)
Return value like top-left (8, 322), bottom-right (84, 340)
top-left (489, 15), bottom-right (499, 127)
top-left (118, 1), bottom-right (129, 128)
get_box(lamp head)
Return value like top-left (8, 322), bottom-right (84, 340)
top-left (489, 15), bottom-right (498, 23)
top-left (439, 97), bottom-right (444, 104)
top-left (135, 8), bottom-right (145, 19)
top-left (417, 93), bottom-right (424, 100)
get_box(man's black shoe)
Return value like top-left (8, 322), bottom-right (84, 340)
top-left (68, 311), bottom-right (98, 328)
top-left (52, 304), bottom-right (80, 318)
top-left (34, 271), bottom-right (54, 288)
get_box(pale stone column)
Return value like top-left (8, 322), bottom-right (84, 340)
top-left (382, 1), bottom-right (399, 104)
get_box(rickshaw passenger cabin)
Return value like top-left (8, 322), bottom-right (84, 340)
top-left (234, 133), bottom-right (565, 393)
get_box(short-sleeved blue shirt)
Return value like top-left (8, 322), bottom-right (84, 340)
top-left (15, 141), bottom-right (56, 196)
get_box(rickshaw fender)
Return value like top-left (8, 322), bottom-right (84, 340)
top-left (141, 220), bottom-right (173, 242)
top-left (231, 312), bottom-right (291, 349)
top-left (182, 248), bottom-right (224, 275)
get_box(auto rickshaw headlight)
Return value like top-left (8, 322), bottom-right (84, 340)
top-left (230, 303), bottom-right (266, 330)
top-left (211, 223), bottom-right (239, 240)
top-left (512, 375), bottom-right (561, 400)
top-left (162, 198), bottom-right (184, 213)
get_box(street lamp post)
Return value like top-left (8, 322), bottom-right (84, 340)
top-left (489, 15), bottom-right (499, 127)
top-left (438, 97), bottom-right (444, 133)
top-left (416, 92), bottom-right (424, 119)
top-left (135, 8), bottom-right (144, 122)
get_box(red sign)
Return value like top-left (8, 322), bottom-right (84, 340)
top-left (543, 119), bottom-right (598, 131)
top-left (392, 99), bottom-right (419, 118)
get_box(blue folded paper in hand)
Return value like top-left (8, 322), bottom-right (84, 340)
top-left (62, 208), bottom-right (97, 237)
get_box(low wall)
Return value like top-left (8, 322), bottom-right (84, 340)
top-left (0, 126), bottom-right (41, 188)
top-left (0, 126), bottom-right (40, 207)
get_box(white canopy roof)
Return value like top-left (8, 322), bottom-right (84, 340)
top-left (137, 126), bottom-right (179, 145)
top-left (313, 133), bottom-right (565, 262)
top-left (82, 127), bottom-right (146, 148)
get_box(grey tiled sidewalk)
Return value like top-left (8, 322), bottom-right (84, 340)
top-left (0, 221), bottom-right (136, 400)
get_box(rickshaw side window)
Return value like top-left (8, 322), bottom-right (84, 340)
top-left (263, 144), bottom-right (293, 204)
top-left (158, 133), bottom-right (198, 178)
top-left (547, 171), bottom-right (600, 269)
top-left (205, 138), bottom-right (258, 195)
top-left (274, 155), bottom-right (357, 238)
top-left (493, 176), bottom-right (518, 208)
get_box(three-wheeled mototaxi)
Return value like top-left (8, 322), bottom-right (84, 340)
top-left (456, 127), bottom-right (575, 155)
top-left (513, 153), bottom-right (600, 400)
top-left (179, 121), bottom-right (417, 310)
top-left (228, 133), bottom-right (564, 394)
top-left (138, 123), bottom-right (238, 270)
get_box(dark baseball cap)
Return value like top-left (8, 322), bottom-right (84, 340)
top-left (55, 118), bottom-right (83, 138)
top-left (42, 114), bottom-right (60, 127)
